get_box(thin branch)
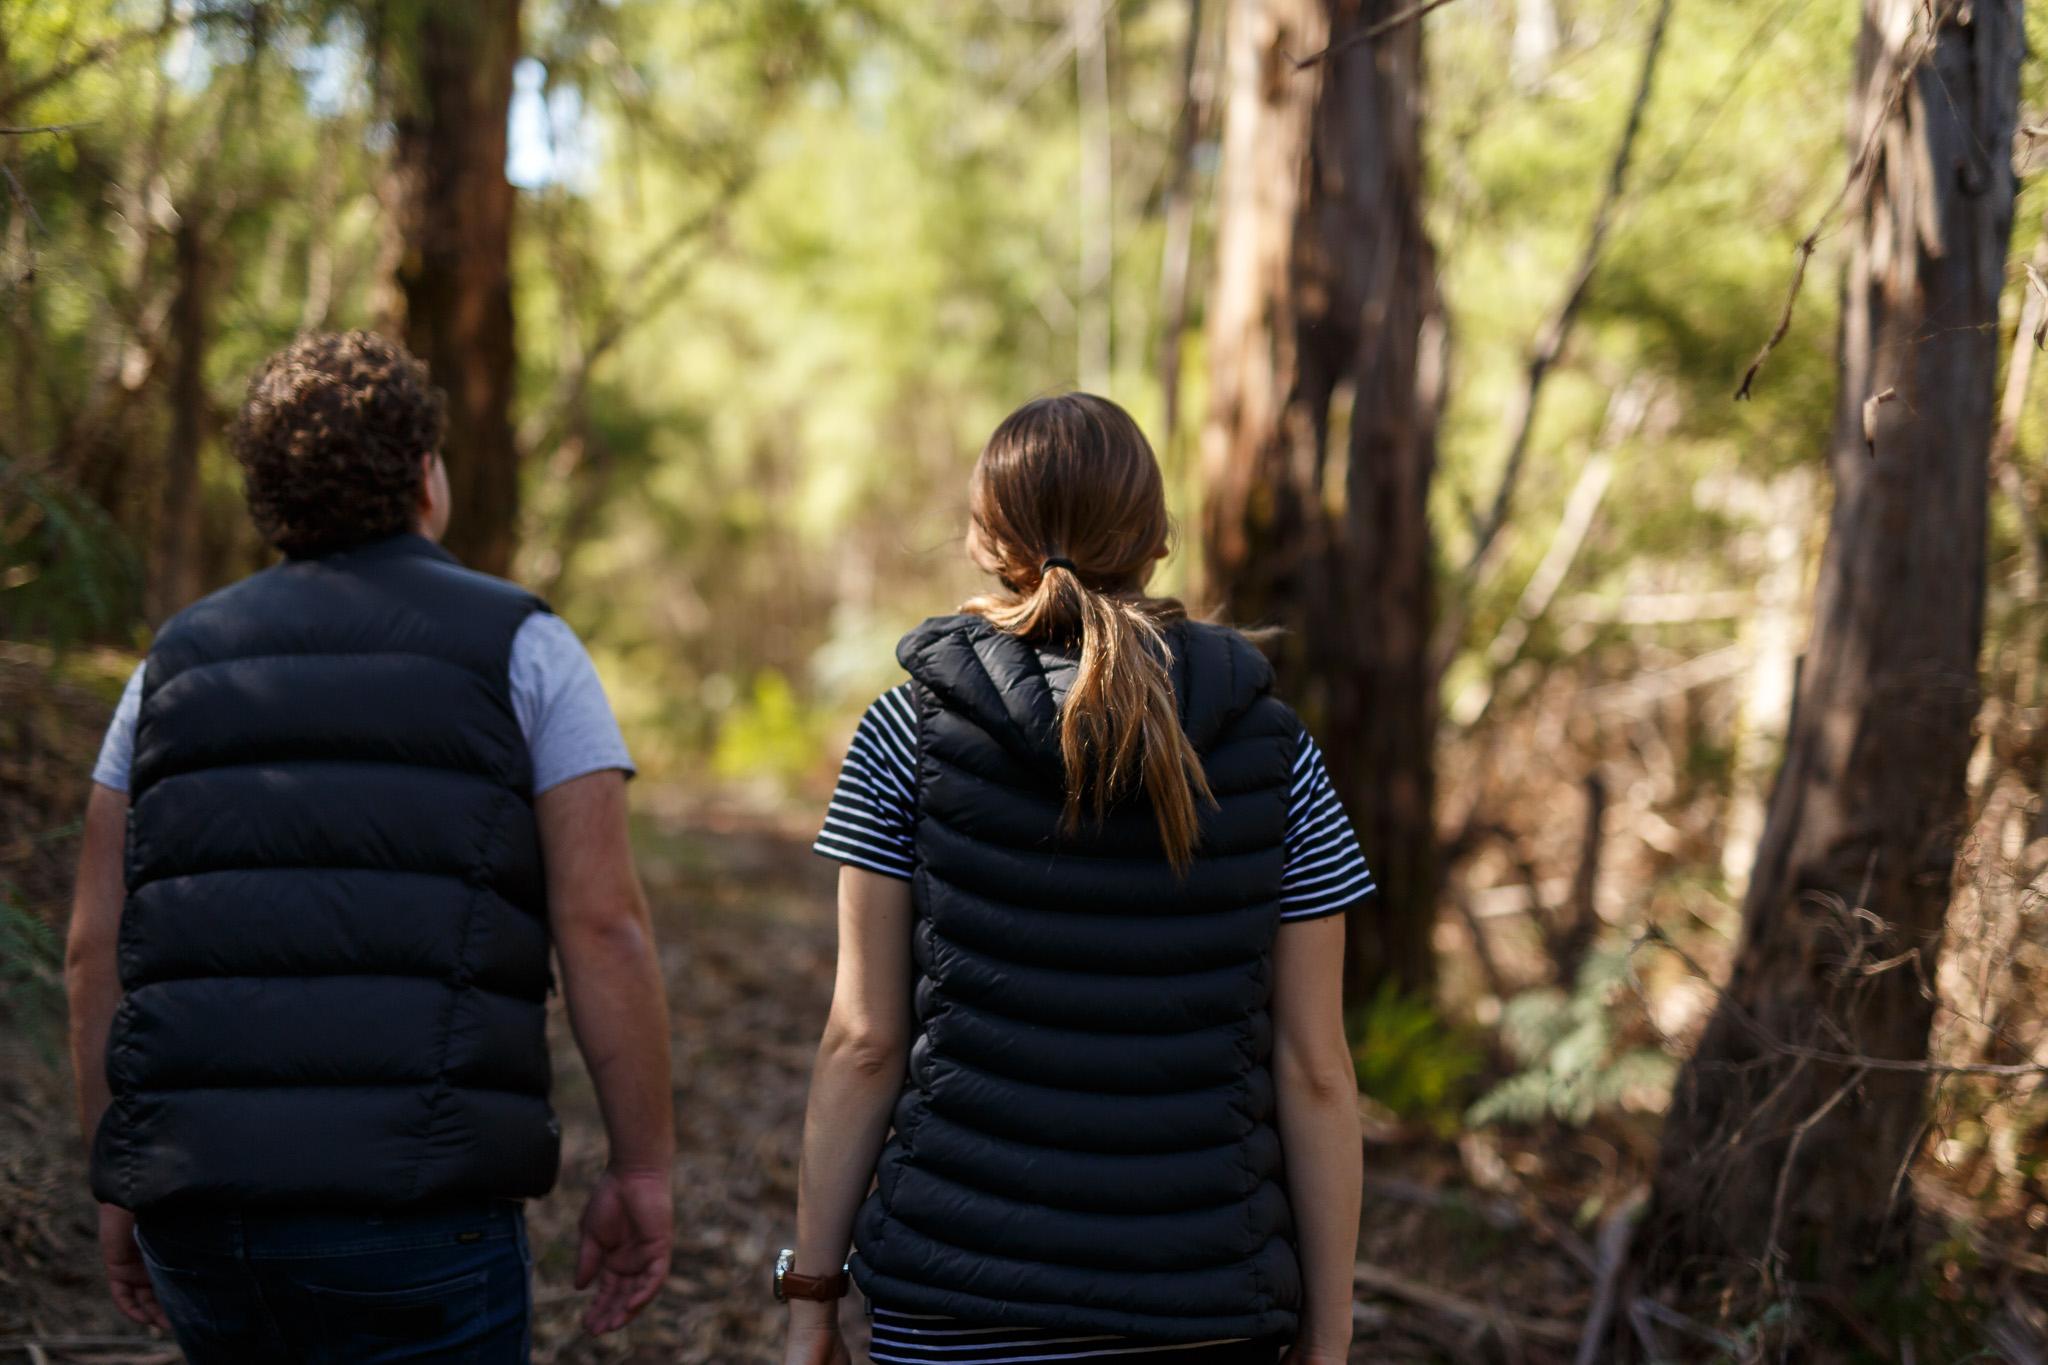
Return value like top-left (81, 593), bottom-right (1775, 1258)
top-left (1734, 10), bottom-right (1944, 399)
top-left (1574, 1189), bottom-right (1648, 1365)
top-left (1156, 0), bottom-right (1208, 451)
top-left (0, 120), bottom-right (98, 136)
top-left (0, 7), bottom-right (226, 118)
top-left (1447, 0), bottom-right (1675, 643)
top-left (1763, 1065), bottom-right (1867, 1283)
top-left (1636, 926), bottom-right (2048, 1077)
top-left (1290, 0), bottom-right (1464, 69)
top-left (1354, 1263), bottom-right (1582, 1346)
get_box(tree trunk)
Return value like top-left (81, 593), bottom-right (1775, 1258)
top-left (1201, 0), bottom-right (1438, 1001)
top-left (1642, 0), bottom-right (2020, 1305)
top-left (1075, 0), bottom-right (1113, 394)
top-left (381, 0), bottom-right (521, 578)
top-left (149, 213), bottom-right (206, 624)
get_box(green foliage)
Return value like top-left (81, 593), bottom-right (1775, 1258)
top-left (0, 461), bottom-right (142, 646)
top-left (1468, 944), bottom-right (1675, 1128)
top-left (1348, 983), bottom-right (1485, 1134)
top-left (711, 669), bottom-right (828, 788)
top-left (0, 882), bottom-right (65, 1056)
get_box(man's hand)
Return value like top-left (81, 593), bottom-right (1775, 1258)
top-left (575, 1167), bottom-right (672, 1334)
top-left (99, 1205), bottom-right (167, 1331)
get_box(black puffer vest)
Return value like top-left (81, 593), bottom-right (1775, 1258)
top-left (91, 533), bottom-right (560, 1213)
top-left (851, 613), bottom-right (1303, 1342)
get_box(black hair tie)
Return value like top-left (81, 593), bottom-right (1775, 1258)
top-left (1041, 556), bottom-right (1080, 576)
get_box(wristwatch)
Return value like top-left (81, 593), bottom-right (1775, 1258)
top-left (774, 1248), bottom-right (851, 1302)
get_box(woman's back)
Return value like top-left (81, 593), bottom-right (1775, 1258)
top-left (785, 394), bottom-right (1368, 1365)
top-left (851, 613), bottom-right (1301, 1343)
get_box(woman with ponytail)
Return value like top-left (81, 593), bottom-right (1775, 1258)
top-left (784, 395), bottom-right (1370, 1365)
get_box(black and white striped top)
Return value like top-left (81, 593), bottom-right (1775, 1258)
top-left (867, 1307), bottom-right (1283, 1364)
top-left (813, 683), bottom-right (1372, 1365)
top-left (815, 683), bottom-right (1375, 921)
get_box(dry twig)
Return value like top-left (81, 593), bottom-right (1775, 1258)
top-left (1354, 1263), bottom-right (1582, 1346)
top-left (1290, 0), bottom-right (1463, 68)
top-left (1735, 9), bottom-right (1944, 398)
top-left (1444, 0), bottom-right (1675, 666)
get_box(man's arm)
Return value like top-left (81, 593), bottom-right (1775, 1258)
top-left (536, 769), bottom-right (675, 1335)
top-left (65, 783), bottom-right (166, 1332)
top-left (67, 785), bottom-right (126, 1146)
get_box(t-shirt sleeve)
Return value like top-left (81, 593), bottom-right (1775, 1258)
top-left (1280, 728), bottom-right (1376, 922)
top-left (91, 662), bottom-right (147, 794)
top-left (814, 683), bottom-right (920, 881)
top-left (509, 613), bottom-right (637, 796)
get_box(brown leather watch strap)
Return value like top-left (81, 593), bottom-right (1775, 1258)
top-left (780, 1268), bottom-right (850, 1302)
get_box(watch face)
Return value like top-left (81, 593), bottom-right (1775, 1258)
top-left (774, 1248), bottom-right (794, 1301)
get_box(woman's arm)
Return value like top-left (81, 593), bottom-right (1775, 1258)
top-left (1272, 914), bottom-right (1363, 1364)
top-left (787, 866), bottom-right (915, 1364)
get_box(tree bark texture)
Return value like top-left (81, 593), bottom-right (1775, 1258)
top-left (1201, 0), bottom-right (1438, 1002)
top-left (149, 212), bottom-right (206, 624)
top-left (382, 0), bottom-right (522, 578)
top-left (1643, 0), bottom-right (2021, 1301)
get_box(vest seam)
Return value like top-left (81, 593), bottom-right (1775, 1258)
top-left (892, 1150), bottom-right (1275, 1221)
top-left (115, 971), bottom-right (548, 1004)
top-left (141, 646), bottom-right (523, 692)
top-left (921, 743), bottom-right (1288, 806)
top-left (132, 752), bottom-right (525, 792)
top-left (924, 931), bottom-right (1275, 1003)
top-left (919, 1060), bottom-right (1260, 1153)
top-left (917, 803), bottom-right (1285, 868)
top-left (122, 864), bottom-right (545, 918)
top-left (920, 869), bottom-right (1283, 932)
top-left (409, 790), bottom-right (508, 1205)
top-left (916, 1029), bottom-right (1254, 1098)
top-left (108, 1080), bottom-right (547, 1097)
top-left (857, 1222), bottom-right (1286, 1311)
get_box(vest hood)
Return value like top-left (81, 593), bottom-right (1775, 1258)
top-left (895, 612), bottom-right (1275, 780)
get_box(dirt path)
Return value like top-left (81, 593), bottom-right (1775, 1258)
top-left (1, 790), bottom-right (1615, 1364)
top-left (0, 796), bottom-right (863, 1365)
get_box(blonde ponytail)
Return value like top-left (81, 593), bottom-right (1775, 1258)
top-left (960, 394), bottom-right (1217, 873)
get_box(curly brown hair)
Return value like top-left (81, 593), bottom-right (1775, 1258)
top-left (230, 330), bottom-right (446, 557)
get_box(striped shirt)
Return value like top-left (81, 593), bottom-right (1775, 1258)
top-left (815, 682), bottom-right (1376, 921)
top-left (868, 1309), bottom-right (1283, 1364)
top-left (813, 683), bottom-right (1371, 1364)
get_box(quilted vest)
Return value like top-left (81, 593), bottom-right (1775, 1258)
top-left (91, 533), bottom-right (559, 1212)
top-left (851, 612), bottom-right (1303, 1342)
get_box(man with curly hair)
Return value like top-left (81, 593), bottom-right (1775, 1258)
top-left (65, 332), bottom-right (675, 1361)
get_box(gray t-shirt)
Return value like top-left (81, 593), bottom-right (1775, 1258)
top-left (92, 612), bottom-right (635, 796)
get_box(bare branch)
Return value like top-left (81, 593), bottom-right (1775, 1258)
top-left (1636, 926), bottom-right (2048, 1077)
top-left (1735, 11), bottom-right (1944, 399)
top-left (1763, 1065), bottom-right (1867, 1284)
top-left (1354, 1263), bottom-right (1581, 1346)
top-left (0, 121), bottom-right (98, 137)
top-left (0, 9), bottom-right (207, 119)
top-left (1451, 0), bottom-right (1675, 611)
top-left (1290, 0), bottom-right (1464, 69)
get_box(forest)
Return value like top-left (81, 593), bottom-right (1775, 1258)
top-left (2, 0), bottom-right (2047, 1361)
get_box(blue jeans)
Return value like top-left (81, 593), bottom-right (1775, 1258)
top-left (134, 1201), bottom-right (532, 1364)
